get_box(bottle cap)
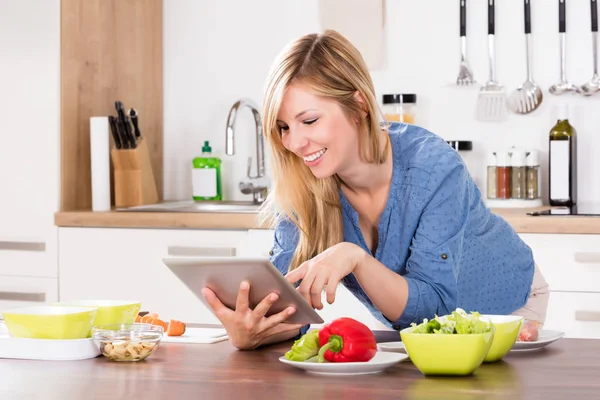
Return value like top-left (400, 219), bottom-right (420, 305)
top-left (202, 140), bottom-right (212, 153)
top-left (557, 103), bottom-right (569, 120)
top-left (510, 148), bottom-right (527, 166)
top-left (382, 94), bottom-right (417, 104)
top-left (495, 151), bottom-right (511, 167)
top-left (526, 149), bottom-right (539, 166)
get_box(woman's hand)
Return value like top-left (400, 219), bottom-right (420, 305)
top-left (285, 242), bottom-right (367, 310)
top-left (202, 281), bottom-right (304, 350)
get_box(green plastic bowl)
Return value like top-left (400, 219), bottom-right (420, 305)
top-left (2, 306), bottom-right (98, 340)
top-left (400, 327), bottom-right (495, 376)
top-left (54, 300), bottom-right (141, 332)
top-left (481, 315), bottom-right (524, 362)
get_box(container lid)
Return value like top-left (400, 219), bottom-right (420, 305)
top-left (526, 149), bottom-right (539, 166)
top-left (202, 140), bottom-right (212, 153)
top-left (495, 151), bottom-right (511, 167)
top-left (446, 140), bottom-right (473, 151)
top-left (382, 94), bottom-right (417, 104)
top-left (510, 148), bottom-right (527, 166)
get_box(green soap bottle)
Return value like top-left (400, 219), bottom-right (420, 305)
top-left (192, 141), bottom-right (222, 201)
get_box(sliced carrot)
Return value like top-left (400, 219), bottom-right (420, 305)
top-left (166, 319), bottom-right (186, 337)
top-left (151, 318), bottom-right (168, 332)
top-left (135, 315), bottom-right (142, 323)
top-left (140, 313), bottom-right (158, 323)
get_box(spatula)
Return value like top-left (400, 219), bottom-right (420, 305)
top-left (476, 0), bottom-right (507, 121)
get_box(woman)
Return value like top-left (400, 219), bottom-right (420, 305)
top-left (202, 30), bottom-right (549, 350)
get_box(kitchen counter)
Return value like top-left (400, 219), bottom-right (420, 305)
top-left (54, 206), bottom-right (600, 234)
top-left (1, 332), bottom-right (598, 399)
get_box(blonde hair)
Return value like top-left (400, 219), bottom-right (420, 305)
top-left (260, 30), bottom-right (389, 272)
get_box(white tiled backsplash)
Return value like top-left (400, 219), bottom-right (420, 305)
top-left (164, 0), bottom-right (600, 204)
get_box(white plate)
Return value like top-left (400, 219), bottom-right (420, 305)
top-left (161, 328), bottom-right (228, 344)
top-left (511, 329), bottom-right (565, 352)
top-left (279, 351), bottom-right (408, 375)
top-left (0, 322), bottom-right (100, 361)
top-left (377, 341), bottom-right (406, 353)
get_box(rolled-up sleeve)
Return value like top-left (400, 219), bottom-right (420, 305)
top-left (396, 155), bottom-right (471, 328)
top-left (268, 216), bottom-right (311, 337)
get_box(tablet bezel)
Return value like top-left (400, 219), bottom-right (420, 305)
top-left (162, 256), bottom-right (324, 325)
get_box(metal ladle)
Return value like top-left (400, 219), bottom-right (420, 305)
top-left (578, 0), bottom-right (600, 96)
top-left (549, 0), bottom-right (578, 95)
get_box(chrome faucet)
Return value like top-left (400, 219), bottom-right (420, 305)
top-left (225, 98), bottom-right (269, 204)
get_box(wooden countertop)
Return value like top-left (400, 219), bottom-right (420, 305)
top-left (1, 333), bottom-right (598, 399)
top-left (55, 206), bottom-right (600, 234)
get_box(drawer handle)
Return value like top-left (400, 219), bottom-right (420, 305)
top-left (574, 252), bottom-right (600, 264)
top-left (0, 241), bottom-right (46, 252)
top-left (167, 246), bottom-right (236, 257)
top-left (0, 291), bottom-right (46, 302)
top-left (575, 310), bottom-right (600, 322)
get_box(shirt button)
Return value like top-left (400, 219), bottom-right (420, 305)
top-left (441, 253), bottom-right (448, 260)
top-left (268, 250), bottom-right (274, 256)
top-left (393, 325), bottom-right (401, 330)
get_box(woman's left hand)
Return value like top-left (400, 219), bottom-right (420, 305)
top-left (285, 242), bottom-right (367, 310)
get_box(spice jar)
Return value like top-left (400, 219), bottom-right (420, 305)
top-left (487, 152), bottom-right (497, 199)
top-left (382, 94), bottom-right (417, 124)
top-left (510, 148), bottom-right (527, 199)
top-left (526, 150), bottom-right (541, 200)
top-left (496, 151), bottom-right (512, 199)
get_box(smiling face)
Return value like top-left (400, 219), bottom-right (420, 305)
top-left (276, 81), bottom-right (362, 179)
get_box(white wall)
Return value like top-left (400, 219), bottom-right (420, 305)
top-left (164, 0), bottom-right (600, 204)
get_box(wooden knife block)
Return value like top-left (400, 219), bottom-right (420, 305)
top-left (111, 138), bottom-right (159, 207)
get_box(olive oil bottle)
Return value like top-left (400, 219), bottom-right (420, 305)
top-left (548, 104), bottom-right (577, 206)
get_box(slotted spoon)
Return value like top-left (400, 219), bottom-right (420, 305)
top-left (509, 0), bottom-right (543, 114)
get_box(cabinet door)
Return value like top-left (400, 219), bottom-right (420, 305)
top-left (0, 275), bottom-right (58, 314)
top-left (519, 234), bottom-right (600, 293)
top-left (545, 291), bottom-right (600, 339)
top-left (58, 227), bottom-right (247, 324)
top-left (0, 2), bottom-right (59, 279)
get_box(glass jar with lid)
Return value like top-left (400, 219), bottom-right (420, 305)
top-left (382, 94), bottom-right (417, 124)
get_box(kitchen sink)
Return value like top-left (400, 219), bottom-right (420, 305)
top-left (116, 200), bottom-right (261, 214)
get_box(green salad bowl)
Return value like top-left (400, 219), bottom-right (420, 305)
top-left (2, 306), bottom-right (98, 340)
top-left (481, 315), bottom-right (524, 362)
top-left (400, 327), bottom-right (495, 376)
top-left (53, 300), bottom-right (141, 336)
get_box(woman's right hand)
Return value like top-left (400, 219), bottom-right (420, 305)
top-left (202, 281), bottom-right (304, 350)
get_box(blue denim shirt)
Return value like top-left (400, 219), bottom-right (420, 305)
top-left (269, 122), bottom-right (535, 331)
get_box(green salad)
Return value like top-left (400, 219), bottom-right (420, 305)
top-left (409, 308), bottom-right (493, 334)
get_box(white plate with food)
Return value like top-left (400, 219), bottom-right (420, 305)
top-left (377, 341), bottom-right (406, 353)
top-left (279, 351), bottom-right (409, 375)
top-left (511, 330), bottom-right (565, 352)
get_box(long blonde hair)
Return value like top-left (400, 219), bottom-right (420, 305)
top-left (260, 30), bottom-right (389, 272)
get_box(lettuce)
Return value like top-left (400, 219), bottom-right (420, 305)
top-left (284, 330), bottom-right (321, 361)
top-left (409, 308), bottom-right (492, 334)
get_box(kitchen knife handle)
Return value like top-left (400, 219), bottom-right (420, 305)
top-left (592, 0), bottom-right (598, 32)
top-left (108, 116), bottom-right (122, 149)
top-left (524, 0), bottom-right (531, 34)
top-left (460, 0), bottom-right (466, 37)
top-left (488, 0), bottom-right (495, 35)
top-left (124, 116), bottom-right (137, 149)
top-left (559, 0), bottom-right (566, 33)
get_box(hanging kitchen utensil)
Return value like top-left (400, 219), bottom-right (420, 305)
top-left (476, 0), bottom-right (507, 121)
top-left (456, 0), bottom-right (475, 86)
top-left (549, 0), bottom-right (577, 95)
top-left (508, 0), bottom-right (543, 114)
top-left (578, 0), bottom-right (600, 96)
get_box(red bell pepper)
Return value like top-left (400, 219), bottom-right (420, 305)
top-left (317, 317), bottom-right (377, 363)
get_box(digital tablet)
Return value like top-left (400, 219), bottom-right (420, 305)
top-left (162, 256), bottom-right (324, 325)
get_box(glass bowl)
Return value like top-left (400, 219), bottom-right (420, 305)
top-left (92, 323), bottom-right (163, 362)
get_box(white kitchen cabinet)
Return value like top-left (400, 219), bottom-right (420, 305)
top-left (519, 234), bottom-right (600, 293)
top-left (545, 291), bottom-right (600, 339)
top-left (0, 275), bottom-right (58, 314)
top-left (58, 227), bottom-right (248, 324)
top-left (0, 2), bottom-right (60, 279)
